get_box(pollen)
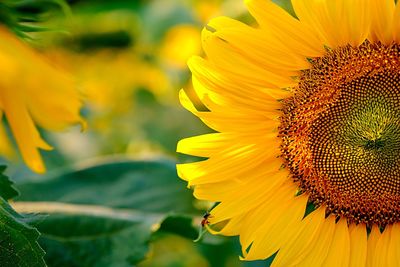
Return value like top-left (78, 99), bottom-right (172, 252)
top-left (280, 41), bottom-right (400, 227)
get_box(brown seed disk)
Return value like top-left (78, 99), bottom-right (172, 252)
top-left (280, 41), bottom-right (400, 227)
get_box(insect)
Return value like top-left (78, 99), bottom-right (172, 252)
top-left (201, 212), bottom-right (211, 227)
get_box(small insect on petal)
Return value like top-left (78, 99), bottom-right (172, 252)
top-left (201, 212), bottom-right (211, 227)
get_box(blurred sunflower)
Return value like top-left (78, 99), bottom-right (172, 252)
top-left (160, 24), bottom-right (202, 69)
top-left (0, 26), bottom-right (84, 173)
top-left (177, 0), bottom-right (400, 266)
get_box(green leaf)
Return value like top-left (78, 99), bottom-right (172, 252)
top-left (156, 215), bottom-right (198, 240)
top-left (17, 158), bottom-right (198, 214)
top-left (15, 158), bottom-right (201, 265)
top-left (0, 168), bottom-right (45, 266)
top-left (0, 166), bottom-right (18, 200)
top-left (0, 0), bottom-right (71, 40)
top-left (23, 205), bottom-right (160, 267)
top-left (0, 198), bottom-right (45, 267)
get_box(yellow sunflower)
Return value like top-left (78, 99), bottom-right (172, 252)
top-left (0, 26), bottom-right (84, 173)
top-left (177, 0), bottom-right (400, 266)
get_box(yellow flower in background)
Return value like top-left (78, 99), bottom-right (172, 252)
top-left (0, 26), bottom-right (84, 173)
top-left (160, 25), bottom-right (202, 69)
top-left (45, 10), bottom-right (173, 114)
top-left (178, 0), bottom-right (400, 265)
top-left (48, 48), bottom-right (171, 123)
top-left (56, 50), bottom-right (170, 110)
top-left (192, 0), bottom-right (248, 23)
top-left (193, 0), bottom-right (221, 23)
top-left (138, 234), bottom-right (209, 267)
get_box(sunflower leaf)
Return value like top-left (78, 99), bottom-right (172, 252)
top-left (12, 202), bottom-right (161, 267)
top-left (156, 214), bottom-right (198, 240)
top-left (14, 158), bottom-right (201, 265)
top-left (0, 166), bottom-right (19, 200)
top-left (16, 158), bottom-right (198, 214)
top-left (0, 167), bottom-right (46, 266)
top-left (0, 197), bottom-right (46, 267)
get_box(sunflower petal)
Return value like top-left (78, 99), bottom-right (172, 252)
top-left (208, 16), bottom-right (310, 72)
top-left (201, 26), bottom-right (296, 88)
top-left (393, 2), bottom-right (400, 42)
top-left (348, 223), bottom-right (367, 267)
top-left (243, 192), bottom-right (308, 261)
top-left (369, 0), bottom-right (395, 44)
top-left (0, 87), bottom-right (50, 173)
top-left (372, 225), bottom-right (391, 267)
top-left (245, 0), bottom-right (324, 57)
top-left (366, 225), bottom-right (381, 267)
top-left (292, 0), bottom-right (370, 48)
top-left (208, 171), bottom-right (289, 223)
top-left (388, 223), bottom-right (400, 266)
top-left (271, 207), bottom-right (326, 267)
top-left (296, 214), bottom-right (336, 267)
top-left (322, 218), bottom-right (350, 267)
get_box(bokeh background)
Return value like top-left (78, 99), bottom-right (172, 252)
top-left (0, 0), bottom-right (289, 266)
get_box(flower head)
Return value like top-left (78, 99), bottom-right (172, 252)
top-left (0, 26), bottom-right (84, 173)
top-left (177, 0), bottom-right (400, 265)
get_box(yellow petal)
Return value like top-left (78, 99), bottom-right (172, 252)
top-left (369, 0), bottom-right (395, 44)
top-left (201, 23), bottom-right (297, 89)
top-left (0, 26), bottom-right (84, 172)
top-left (191, 74), bottom-right (283, 114)
top-left (26, 71), bottom-right (84, 131)
top-left (188, 56), bottom-right (290, 102)
top-left (239, 181), bottom-right (298, 254)
top-left (372, 225), bottom-right (392, 267)
top-left (291, 0), bottom-right (370, 48)
top-left (245, 0), bottom-right (325, 57)
top-left (271, 207), bottom-right (326, 267)
top-left (208, 171), bottom-right (288, 223)
top-left (192, 156), bottom-right (283, 200)
top-left (179, 89), bottom-right (281, 134)
top-left (177, 129), bottom-right (284, 195)
top-left (393, 1), bottom-right (400, 42)
top-left (243, 192), bottom-right (308, 261)
top-left (296, 214), bottom-right (336, 267)
top-left (388, 223), bottom-right (400, 266)
top-left (322, 218), bottom-right (350, 267)
top-left (0, 27), bottom-right (83, 131)
top-left (326, 0), bottom-right (370, 47)
top-left (207, 16), bottom-right (309, 72)
top-left (177, 133), bottom-right (233, 157)
top-left (366, 225), bottom-right (381, 267)
top-left (291, 0), bottom-right (332, 46)
top-left (212, 212), bottom-right (246, 236)
top-left (348, 223), bottom-right (367, 267)
top-left (0, 87), bottom-right (49, 173)
top-left (177, 151), bottom-right (282, 186)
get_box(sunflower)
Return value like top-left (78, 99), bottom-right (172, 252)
top-left (0, 26), bottom-right (84, 173)
top-left (177, 0), bottom-right (400, 266)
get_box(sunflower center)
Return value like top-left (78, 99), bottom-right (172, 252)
top-left (280, 41), bottom-right (400, 227)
